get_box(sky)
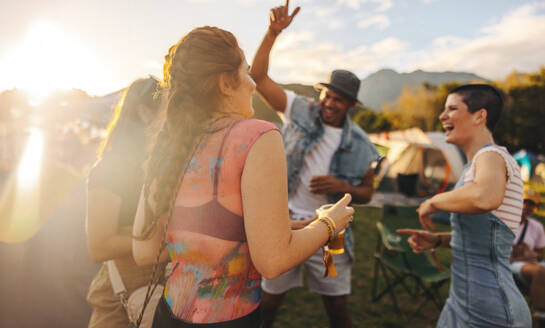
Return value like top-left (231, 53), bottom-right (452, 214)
top-left (1, 0), bottom-right (545, 99)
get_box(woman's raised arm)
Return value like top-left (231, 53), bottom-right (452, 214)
top-left (418, 151), bottom-right (508, 230)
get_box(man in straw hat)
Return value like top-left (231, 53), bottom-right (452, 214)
top-left (250, 1), bottom-right (378, 327)
top-left (511, 187), bottom-right (545, 326)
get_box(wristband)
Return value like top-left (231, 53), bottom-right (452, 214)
top-left (319, 215), bottom-right (337, 235)
top-left (317, 218), bottom-right (335, 242)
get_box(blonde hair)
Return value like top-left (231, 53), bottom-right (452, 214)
top-left (137, 26), bottom-right (243, 239)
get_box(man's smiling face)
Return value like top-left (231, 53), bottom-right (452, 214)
top-left (318, 88), bottom-right (354, 128)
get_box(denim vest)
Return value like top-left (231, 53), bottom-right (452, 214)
top-left (282, 95), bottom-right (379, 261)
top-left (437, 165), bottom-right (531, 328)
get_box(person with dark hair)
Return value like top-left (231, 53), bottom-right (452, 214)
top-left (249, 2), bottom-right (378, 327)
top-left (398, 84), bottom-right (532, 327)
top-left (86, 76), bottom-right (166, 327)
top-left (132, 26), bottom-right (355, 328)
top-left (448, 84), bottom-right (504, 132)
top-left (511, 187), bottom-right (545, 327)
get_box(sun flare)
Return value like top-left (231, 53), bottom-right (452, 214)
top-left (17, 128), bottom-right (44, 187)
top-left (1, 20), bottom-right (101, 103)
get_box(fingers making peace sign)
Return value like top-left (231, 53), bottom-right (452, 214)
top-left (269, 0), bottom-right (301, 35)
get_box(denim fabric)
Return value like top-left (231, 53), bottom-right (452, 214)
top-left (437, 165), bottom-right (532, 328)
top-left (282, 95), bottom-right (378, 261)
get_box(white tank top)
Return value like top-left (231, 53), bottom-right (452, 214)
top-left (463, 144), bottom-right (524, 234)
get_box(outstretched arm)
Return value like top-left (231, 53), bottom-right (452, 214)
top-left (397, 229), bottom-right (451, 253)
top-left (417, 151), bottom-right (508, 230)
top-left (250, 0), bottom-right (300, 113)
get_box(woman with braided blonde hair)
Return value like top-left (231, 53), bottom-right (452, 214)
top-left (132, 26), bottom-right (355, 327)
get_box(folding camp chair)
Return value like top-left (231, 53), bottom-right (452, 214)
top-left (371, 204), bottom-right (450, 320)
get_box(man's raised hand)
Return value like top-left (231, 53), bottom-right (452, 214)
top-left (269, 0), bottom-right (300, 35)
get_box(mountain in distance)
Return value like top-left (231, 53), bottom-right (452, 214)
top-left (358, 68), bottom-right (487, 110)
top-left (0, 68), bottom-right (487, 128)
top-left (252, 69), bottom-right (487, 116)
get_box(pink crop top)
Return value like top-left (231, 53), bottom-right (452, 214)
top-left (164, 118), bottom-right (279, 323)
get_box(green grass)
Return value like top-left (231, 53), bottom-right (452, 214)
top-left (273, 206), bottom-right (451, 328)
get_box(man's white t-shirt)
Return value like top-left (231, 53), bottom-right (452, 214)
top-left (283, 90), bottom-right (343, 219)
top-left (514, 217), bottom-right (545, 250)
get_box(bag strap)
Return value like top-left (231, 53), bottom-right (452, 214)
top-left (135, 118), bottom-right (241, 328)
top-left (212, 120), bottom-right (241, 197)
top-left (106, 260), bottom-right (127, 296)
top-left (516, 219), bottom-right (529, 246)
top-left (135, 130), bottom-right (207, 327)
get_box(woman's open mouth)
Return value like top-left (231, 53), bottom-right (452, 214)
top-left (443, 123), bottom-right (454, 135)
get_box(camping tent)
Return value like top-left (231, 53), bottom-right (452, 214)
top-left (370, 128), bottom-right (465, 197)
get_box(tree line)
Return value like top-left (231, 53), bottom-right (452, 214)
top-left (353, 67), bottom-right (545, 154)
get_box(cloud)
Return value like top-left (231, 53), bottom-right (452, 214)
top-left (186, 0), bottom-right (277, 4)
top-left (336, 0), bottom-right (393, 11)
top-left (266, 31), bottom-right (413, 84)
top-left (357, 15), bottom-right (390, 30)
top-left (413, 2), bottom-right (545, 78)
top-left (371, 37), bottom-right (408, 55)
top-left (235, 0), bottom-right (278, 5)
top-left (374, 0), bottom-right (393, 12)
top-left (328, 19), bottom-right (346, 30)
top-left (310, 1), bottom-right (392, 31)
top-left (311, 5), bottom-right (344, 29)
top-left (146, 60), bottom-right (163, 70)
top-left (314, 6), bottom-right (339, 18)
top-left (337, 0), bottom-right (367, 10)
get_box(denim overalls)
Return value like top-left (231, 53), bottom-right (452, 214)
top-left (437, 164), bottom-right (531, 327)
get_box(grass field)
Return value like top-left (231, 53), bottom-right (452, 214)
top-left (272, 185), bottom-right (545, 328)
top-left (272, 205), bottom-right (451, 328)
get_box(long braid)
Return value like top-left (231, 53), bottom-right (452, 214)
top-left (135, 132), bottom-right (203, 327)
top-left (132, 26), bottom-right (244, 326)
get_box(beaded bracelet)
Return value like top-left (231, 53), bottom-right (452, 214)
top-left (317, 217), bottom-right (335, 242)
top-left (319, 215), bottom-right (337, 236)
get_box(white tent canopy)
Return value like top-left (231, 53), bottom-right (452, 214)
top-left (370, 128), bottom-right (465, 197)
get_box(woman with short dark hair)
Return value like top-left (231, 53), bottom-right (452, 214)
top-left (399, 84), bottom-right (532, 327)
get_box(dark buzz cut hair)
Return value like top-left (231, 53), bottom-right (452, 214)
top-left (449, 84), bottom-right (504, 132)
